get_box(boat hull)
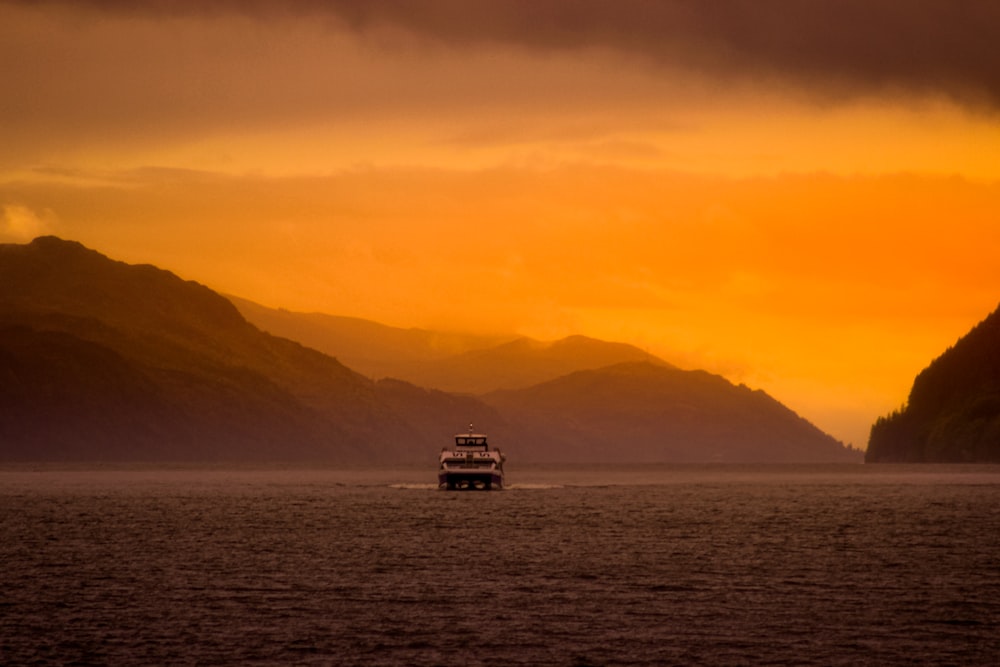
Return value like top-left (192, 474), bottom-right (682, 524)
top-left (438, 470), bottom-right (504, 490)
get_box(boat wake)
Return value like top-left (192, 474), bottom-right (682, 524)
top-left (388, 482), bottom-right (564, 491)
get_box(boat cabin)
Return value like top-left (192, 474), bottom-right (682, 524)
top-left (454, 434), bottom-right (489, 450)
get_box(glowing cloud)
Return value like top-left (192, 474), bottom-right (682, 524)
top-left (0, 204), bottom-right (57, 242)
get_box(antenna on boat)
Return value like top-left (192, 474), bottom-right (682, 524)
top-left (468, 423), bottom-right (474, 435)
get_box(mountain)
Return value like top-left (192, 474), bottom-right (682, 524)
top-left (399, 335), bottom-right (671, 394)
top-left (867, 304), bottom-right (1000, 462)
top-left (484, 362), bottom-right (861, 463)
top-left (0, 236), bottom-right (416, 462)
top-left (373, 378), bottom-right (517, 453)
top-left (233, 297), bottom-right (669, 393)
top-left (2, 236), bottom-right (857, 465)
top-left (229, 296), bottom-right (514, 381)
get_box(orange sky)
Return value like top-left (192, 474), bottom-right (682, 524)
top-left (3, 1), bottom-right (1000, 448)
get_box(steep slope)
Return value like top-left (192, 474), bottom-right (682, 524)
top-left (405, 335), bottom-right (672, 394)
top-left (1, 237), bottom-right (857, 465)
top-left (867, 304), bottom-right (1000, 462)
top-left (230, 296), bottom-right (514, 380)
top-left (234, 295), bottom-right (673, 394)
top-left (0, 324), bottom-right (339, 461)
top-left (0, 237), bottom-right (411, 461)
top-left (485, 362), bottom-right (860, 463)
top-left (373, 378), bottom-right (517, 457)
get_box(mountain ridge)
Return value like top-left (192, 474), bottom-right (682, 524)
top-left (867, 303), bottom-right (1000, 462)
top-left (0, 236), bottom-right (403, 461)
top-left (233, 296), bottom-right (671, 393)
top-left (2, 236), bottom-right (859, 464)
top-left (228, 295), bottom-right (514, 373)
top-left (485, 361), bottom-right (859, 463)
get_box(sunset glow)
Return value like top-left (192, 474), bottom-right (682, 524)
top-left (3, 1), bottom-right (1000, 447)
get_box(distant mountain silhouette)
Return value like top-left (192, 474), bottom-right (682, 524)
top-left (234, 297), bottom-right (669, 393)
top-left (401, 335), bottom-right (672, 394)
top-left (0, 237), bottom-right (413, 462)
top-left (2, 237), bottom-right (857, 464)
top-left (485, 362), bottom-right (861, 463)
top-left (373, 378), bottom-right (517, 454)
top-left (230, 296), bottom-right (513, 381)
top-left (867, 304), bottom-right (1000, 462)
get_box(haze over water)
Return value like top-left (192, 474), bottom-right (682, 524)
top-left (4, 464), bottom-right (998, 665)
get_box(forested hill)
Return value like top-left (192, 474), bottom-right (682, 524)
top-left (867, 304), bottom-right (1000, 462)
top-left (0, 236), bottom-right (412, 461)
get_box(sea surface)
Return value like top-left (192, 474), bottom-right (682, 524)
top-left (2, 463), bottom-right (999, 665)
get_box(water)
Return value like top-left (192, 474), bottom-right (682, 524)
top-left (2, 464), bottom-right (999, 665)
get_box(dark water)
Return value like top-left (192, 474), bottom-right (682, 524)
top-left (2, 464), bottom-right (999, 665)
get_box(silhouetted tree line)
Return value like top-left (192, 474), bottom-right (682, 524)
top-left (867, 304), bottom-right (1000, 462)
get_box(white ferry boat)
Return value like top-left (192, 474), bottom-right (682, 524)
top-left (438, 427), bottom-right (505, 490)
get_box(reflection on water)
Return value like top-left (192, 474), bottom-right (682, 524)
top-left (3, 464), bottom-right (999, 665)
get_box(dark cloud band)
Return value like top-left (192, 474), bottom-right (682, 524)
top-left (332, 0), bottom-right (1000, 108)
top-left (7, 0), bottom-right (1000, 107)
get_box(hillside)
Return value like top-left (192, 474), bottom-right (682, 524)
top-left (402, 335), bottom-right (671, 394)
top-left (867, 304), bottom-right (1000, 462)
top-left (2, 237), bottom-right (857, 465)
top-left (230, 296), bottom-right (513, 380)
top-left (0, 237), bottom-right (415, 462)
top-left (373, 378), bottom-right (517, 453)
top-left (485, 362), bottom-right (861, 463)
top-left (234, 297), bottom-right (669, 393)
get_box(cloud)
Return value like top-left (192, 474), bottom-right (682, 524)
top-left (12, 0), bottom-right (1000, 109)
top-left (0, 203), bottom-right (57, 241)
top-left (308, 0), bottom-right (1000, 109)
top-left (4, 0), bottom-right (998, 175)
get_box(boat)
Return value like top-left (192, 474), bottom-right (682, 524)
top-left (438, 426), bottom-right (505, 490)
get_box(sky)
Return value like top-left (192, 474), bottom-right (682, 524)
top-left (3, 0), bottom-right (1000, 448)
